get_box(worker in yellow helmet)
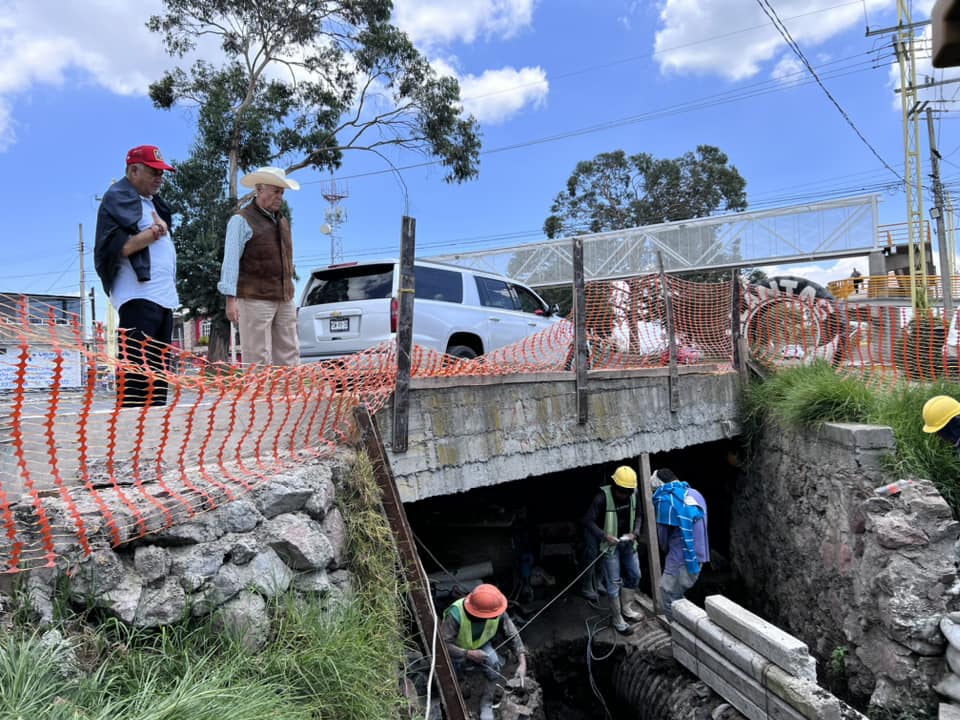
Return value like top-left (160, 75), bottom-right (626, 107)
top-left (922, 395), bottom-right (960, 451)
top-left (442, 583), bottom-right (527, 720)
top-left (581, 465), bottom-right (643, 635)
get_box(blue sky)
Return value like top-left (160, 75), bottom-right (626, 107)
top-left (0, 0), bottom-right (956, 326)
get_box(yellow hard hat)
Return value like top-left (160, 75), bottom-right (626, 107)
top-left (922, 395), bottom-right (960, 433)
top-left (612, 465), bottom-right (637, 489)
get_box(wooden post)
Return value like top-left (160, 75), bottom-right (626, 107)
top-left (355, 406), bottom-right (469, 720)
top-left (573, 236), bottom-right (588, 424)
top-left (392, 216), bottom-right (415, 452)
top-left (658, 253), bottom-right (679, 413)
top-left (731, 274), bottom-right (742, 371)
top-left (638, 453), bottom-right (665, 618)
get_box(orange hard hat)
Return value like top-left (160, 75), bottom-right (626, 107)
top-left (464, 584), bottom-right (508, 619)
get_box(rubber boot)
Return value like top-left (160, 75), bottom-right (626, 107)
top-left (580, 571), bottom-right (599, 602)
top-left (479, 678), bottom-right (496, 720)
top-left (620, 587), bottom-right (643, 622)
top-left (609, 595), bottom-right (633, 635)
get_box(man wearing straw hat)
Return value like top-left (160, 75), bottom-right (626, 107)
top-left (218, 167), bottom-right (301, 366)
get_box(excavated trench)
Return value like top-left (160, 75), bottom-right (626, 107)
top-left (406, 439), bottom-right (747, 719)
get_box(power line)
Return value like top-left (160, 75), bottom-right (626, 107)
top-left (461, 0), bottom-right (870, 103)
top-left (755, 0), bottom-right (903, 181)
top-left (300, 51), bottom-right (890, 188)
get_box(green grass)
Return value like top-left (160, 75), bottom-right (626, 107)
top-left (0, 452), bottom-right (410, 720)
top-left (740, 362), bottom-right (960, 513)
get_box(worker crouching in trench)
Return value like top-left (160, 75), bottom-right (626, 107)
top-left (442, 584), bottom-right (528, 720)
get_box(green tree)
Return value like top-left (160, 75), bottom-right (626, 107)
top-left (148, 0), bottom-right (482, 361)
top-left (543, 145), bottom-right (746, 239)
top-left (161, 83), bottom-right (249, 363)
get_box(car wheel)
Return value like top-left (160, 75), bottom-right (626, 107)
top-left (446, 344), bottom-right (478, 360)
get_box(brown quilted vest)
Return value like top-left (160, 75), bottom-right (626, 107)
top-left (235, 203), bottom-right (294, 302)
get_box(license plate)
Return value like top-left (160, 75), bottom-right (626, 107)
top-left (329, 318), bottom-right (350, 333)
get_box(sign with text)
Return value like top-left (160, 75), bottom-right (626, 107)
top-left (0, 346), bottom-right (83, 390)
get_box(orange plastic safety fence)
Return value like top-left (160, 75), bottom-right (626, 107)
top-left (0, 294), bottom-right (397, 571)
top-left (738, 282), bottom-right (956, 387)
top-left (5, 277), bottom-right (947, 570)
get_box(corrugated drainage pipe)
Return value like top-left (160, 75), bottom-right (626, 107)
top-left (610, 618), bottom-right (745, 720)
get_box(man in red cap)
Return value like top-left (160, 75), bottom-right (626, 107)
top-left (94, 145), bottom-right (177, 407)
top-left (442, 583), bottom-right (527, 720)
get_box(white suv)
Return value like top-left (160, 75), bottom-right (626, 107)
top-left (297, 259), bottom-right (564, 361)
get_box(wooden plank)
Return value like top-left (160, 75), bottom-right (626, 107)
top-left (940, 702), bottom-right (960, 720)
top-left (393, 216), bottom-right (416, 452)
top-left (638, 453), bottom-right (665, 618)
top-left (354, 406), bottom-right (468, 720)
top-left (658, 252), bottom-right (680, 412)
top-left (573, 236), bottom-right (588, 424)
top-left (731, 277), bottom-right (743, 372)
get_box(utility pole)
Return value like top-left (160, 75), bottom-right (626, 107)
top-left (88, 287), bottom-right (97, 355)
top-left (927, 108), bottom-right (953, 318)
top-left (78, 223), bottom-right (87, 340)
top-left (870, 4), bottom-right (929, 309)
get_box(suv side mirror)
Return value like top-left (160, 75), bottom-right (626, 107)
top-left (934, 0), bottom-right (960, 67)
top-left (551, 303), bottom-right (562, 317)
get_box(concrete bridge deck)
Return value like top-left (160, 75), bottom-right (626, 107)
top-left (376, 365), bottom-right (742, 502)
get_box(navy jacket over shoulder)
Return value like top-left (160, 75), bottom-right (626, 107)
top-left (94, 176), bottom-right (173, 294)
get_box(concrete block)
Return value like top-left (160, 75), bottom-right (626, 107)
top-left (673, 624), bottom-right (768, 711)
top-left (819, 423), bottom-right (895, 450)
top-left (705, 595), bottom-right (817, 681)
top-left (674, 600), bottom-right (773, 685)
top-left (673, 642), bottom-right (769, 720)
top-left (673, 602), bottom-right (850, 720)
top-left (940, 703), bottom-right (960, 720)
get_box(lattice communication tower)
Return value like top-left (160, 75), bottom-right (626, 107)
top-left (320, 179), bottom-right (349, 264)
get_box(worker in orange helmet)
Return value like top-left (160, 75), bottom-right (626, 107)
top-left (442, 583), bottom-right (527, 720)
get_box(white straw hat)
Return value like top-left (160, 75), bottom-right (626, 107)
top-left (240, 166), bottom-right (300, 191)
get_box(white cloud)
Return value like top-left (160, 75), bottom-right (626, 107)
top-left (886, 23), bottom-right (960, 110)
top-left (0, 100), bottom-right (14, 152)
top-left (0, 1), bottom-right (166, 95)
top-left (654, 0), bottom-right (891, 81)
top-left (0, 0), bottom-right (169, 144)
top-left (771, 55), bottom-right (805, 86)
top-left (393, 0), bottom-right (537, 46)
top-left (0, 0), bottom-right (547, 149)
top-left (432, 59), bottom-right (548, 124)
top-left (759, 257), bottom-right (863, 289)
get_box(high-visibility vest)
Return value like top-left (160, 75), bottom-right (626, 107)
top-left (444, 598), bottom-right (500, 650)
top-left (601, 485), bottom-right (636, 553)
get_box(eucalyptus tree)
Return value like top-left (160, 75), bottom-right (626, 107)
top-left (147, 0), bottom-right (482, 360)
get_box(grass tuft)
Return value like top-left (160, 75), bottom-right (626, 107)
top-left (0, 452), bottom-right (410, 720)
top-left (740, 364), bottom-right (960, 513)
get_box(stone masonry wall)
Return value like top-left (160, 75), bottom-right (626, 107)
top-left (11, 453), bottom-right (355, 650)
top-left (730, 422), bottom-right (959, 715)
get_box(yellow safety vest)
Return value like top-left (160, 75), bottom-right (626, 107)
top-left (444, 598), bottom-right (500, 650)
top-left (601, 485), bottom-right (636, 554)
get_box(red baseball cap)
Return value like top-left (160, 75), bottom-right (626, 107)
top-left (125, 145), bottom-right (175, 172)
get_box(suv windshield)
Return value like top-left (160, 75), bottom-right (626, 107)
top-left (304, 264), bottom-right (394, 305)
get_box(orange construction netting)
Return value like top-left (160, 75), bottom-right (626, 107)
top-left (0, 275), bottom-right (945, 570)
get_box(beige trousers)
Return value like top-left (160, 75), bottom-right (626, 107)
top-left (237, 298), bottom-right (300, 367)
